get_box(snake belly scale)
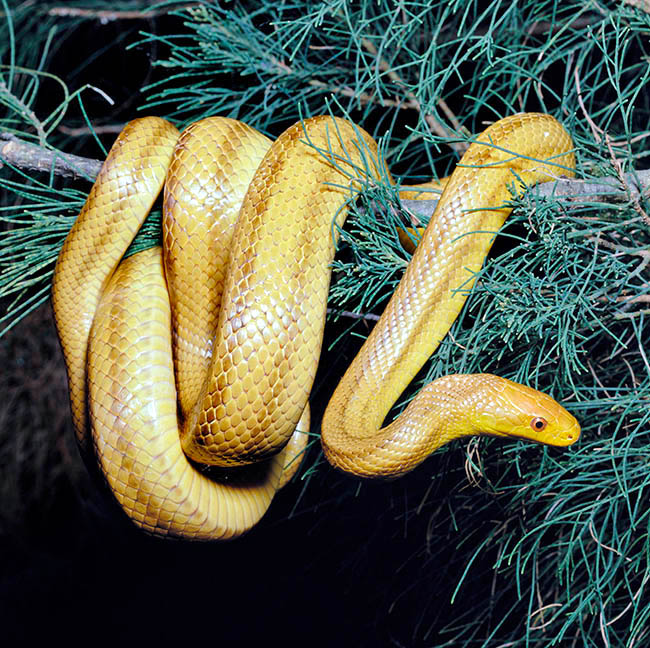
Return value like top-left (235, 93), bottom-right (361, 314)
top-left (52, 113), bottom-right (580, 540)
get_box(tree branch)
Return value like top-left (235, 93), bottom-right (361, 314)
top-left (47, 4), bottom-right (199, 21)
top-left (400, 170), bottom-right (650, 223)
top-left (0, 132), bottom-right (102, 180)
top-left (2, 130), bottom-right (650, 221)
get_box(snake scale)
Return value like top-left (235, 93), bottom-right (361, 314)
top-left (52, 113), bottom-right (580, 540)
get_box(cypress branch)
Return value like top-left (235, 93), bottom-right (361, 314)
top-left (2, 1), bottom-right (650, 645)
top-left (3, 128), bottom-right (650, 223)
top-left (0, 131), bottom-right (102, 179)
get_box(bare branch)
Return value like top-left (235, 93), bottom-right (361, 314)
top-left (401, 170), bottom-right (650, 221)
top-left (47, 4), bottom-right (199, 22)
top-left (3, 130), bottom-right (650, 221)
top-left (0, 132), bottom-right (102, 180)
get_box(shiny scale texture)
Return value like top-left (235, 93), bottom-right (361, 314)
top-left (321, 113), bottom-right (580, 475)
top-left (52, 113), bottom-right (580, 540)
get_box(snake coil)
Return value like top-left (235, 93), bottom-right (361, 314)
top-left (52, 113), bottom-right (580, 540)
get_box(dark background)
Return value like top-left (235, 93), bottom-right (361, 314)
top-left (0, 7), bottom-right (522, 647)
top-left (1, 304), bottom-right (481, 648)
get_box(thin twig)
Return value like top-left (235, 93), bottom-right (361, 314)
top-left (0, 132), bottom-right (102, 179)
top-left (574, 66), bottom-right (602, 144)
top-left (604, 133), bottom-right (650, 227)
top-left (58, 123), bottom-right (125, 137)
top-left (0, 78), bottom-right (47, 145)
top-left (4, 130), bottom-right (650, 215)
top-left (47, 4), bottom-right (199, 21)
top-left (326, 308), bottom-right (380, 322)
top-left (526, 16), bottom-right (598, 34)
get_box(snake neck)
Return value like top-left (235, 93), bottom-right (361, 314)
top-left (322, 374), bottom-right (504, 478)
top-left (321, 113), bottom-right (577, 478)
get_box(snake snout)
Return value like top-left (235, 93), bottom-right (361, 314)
top-left (503, 380), bottom-right (581, 447)
top-left (548, 409), bottom-right (581, 447)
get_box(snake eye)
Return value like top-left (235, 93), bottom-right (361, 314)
top-left (531, 417), bottom-right (548, 432)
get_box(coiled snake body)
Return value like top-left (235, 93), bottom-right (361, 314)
top-left (52, 113), bottom-right (580, 540)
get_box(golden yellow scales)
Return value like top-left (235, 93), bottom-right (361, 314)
top-left (52, 113), bottom-right (580, 540)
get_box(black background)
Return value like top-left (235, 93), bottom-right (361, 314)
top-left (0, 8), bottom-right (515, 647)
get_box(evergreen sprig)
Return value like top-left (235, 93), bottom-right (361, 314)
top-left (1, 1), bottom-right (650, 645)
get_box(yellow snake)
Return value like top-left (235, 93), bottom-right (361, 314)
top-left (52, 113), bottom-right (581, 540)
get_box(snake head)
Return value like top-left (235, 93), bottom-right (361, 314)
top-left (471, 374), bottom-right (580, 447)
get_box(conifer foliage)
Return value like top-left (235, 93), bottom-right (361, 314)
top-left (1, 1), bottom-right (650, 645)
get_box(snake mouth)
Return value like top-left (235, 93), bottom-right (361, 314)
top-left (534, 414), bottom-right (580, 447)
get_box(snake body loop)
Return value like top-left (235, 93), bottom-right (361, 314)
top-left (321, 113), bottom-right (580, 475)
top-left (52, 113), bottom-right (580, 540)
